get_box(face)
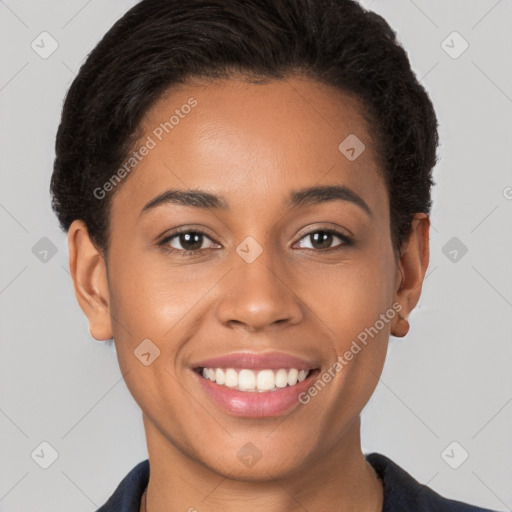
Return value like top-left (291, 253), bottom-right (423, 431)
top-left (70, 76), bottom-right (426, 480)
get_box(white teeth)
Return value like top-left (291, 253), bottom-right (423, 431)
top-left (257, 369), bottom-right (275, 391)
top-left (275, 369), bottom-right (288, 388)
top-left (224, 368), bottom-right (238, 388)
top-left (287, 368), bottom-right (299, 386)
top-left (199, 367), bottom-right (312, 392)
top-left (215, 368), bottom-right (225, 385)
top-left (238, 369), bottom-right (256, 391)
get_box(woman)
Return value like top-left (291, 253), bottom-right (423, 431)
top-left (50, 0), bottom-right (498, 510)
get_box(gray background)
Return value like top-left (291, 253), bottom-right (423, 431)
top-left (1, 0), bottom-right (511, 510)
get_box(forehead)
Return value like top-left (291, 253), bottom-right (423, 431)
top-left (111, 76), bottom-right (387, 220)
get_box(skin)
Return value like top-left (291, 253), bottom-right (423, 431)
top-left (68, 76), bottom-right (429, 512)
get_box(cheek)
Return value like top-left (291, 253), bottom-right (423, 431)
top-left (301, 249), bottom-right (395, 340)
top-left (106, 253), bottom-right (223, 384)
top-left (106, 262), bottom-right (192, 417)
top-left (301, 242), bottom-right (396, 395)
top-left (108, 254), bottom-right (192, 337)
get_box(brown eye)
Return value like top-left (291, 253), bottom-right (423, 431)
top-left (175, 232), bottom-right (204, 251)
top-left (296, 229), bottom-right (353, 250)
top-left (160, 230), bottom-right (217, 253)
top-left (309, 231), bottom-right (334, 249)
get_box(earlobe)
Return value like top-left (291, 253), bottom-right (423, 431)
top-left (392, 308), bottom-right (410, 338)
top-left (68, 220), bottom-right (113, 341)
top-left (391, 213), bottom-right (430, 338)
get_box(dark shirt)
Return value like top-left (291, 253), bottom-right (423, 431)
top-left (96, 452), bottom-right (497, 511)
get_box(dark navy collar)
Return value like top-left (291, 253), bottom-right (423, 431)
top-left (365, 453), bottom-right (496, 511)
top-left (97, 452), bottom-right (497, 511)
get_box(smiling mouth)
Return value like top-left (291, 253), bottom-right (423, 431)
top-left (194, 367), bottom-right (320, 392)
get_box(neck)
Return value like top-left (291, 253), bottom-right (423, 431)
top-left (141, 415), bottom-right (383, 512)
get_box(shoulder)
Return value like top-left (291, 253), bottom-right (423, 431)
top-left (96, 459), bottom-right (149, 512)
top-left (365, 452), bottom-right (498, 512)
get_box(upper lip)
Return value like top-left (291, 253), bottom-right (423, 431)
top-left (191, 351), bottom-right (320, 371)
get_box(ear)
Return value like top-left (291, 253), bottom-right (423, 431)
top-left (391, 213), bottom-right (430, 337)
top-left (68, 219), bottom-right (113, 341)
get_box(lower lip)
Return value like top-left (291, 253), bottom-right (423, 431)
top-left (193, 369), bottom-right (320, 418)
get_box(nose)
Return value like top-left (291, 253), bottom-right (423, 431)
top-left (215, 246), bottom-right (304, 333)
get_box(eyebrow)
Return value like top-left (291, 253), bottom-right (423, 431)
top-left (288, 184), bottom-right (372, 217)
top-left (139, 184), bottom-right (372, 217)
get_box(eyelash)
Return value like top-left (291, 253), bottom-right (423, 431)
top-left (158, 227), bottom-right (354, 256)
